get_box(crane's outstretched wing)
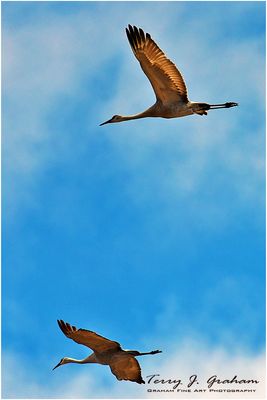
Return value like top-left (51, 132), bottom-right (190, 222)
top-left (126, 25), bottom-right (188, 104)
top-left (57, 320), bottom-right (121, 353)
top-left (109, 353), bottom-right (145, 384)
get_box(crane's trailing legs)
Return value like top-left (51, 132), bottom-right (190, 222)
top-left (192, 101), bottom-right (238, 116)
top-left (126, 350), bottom-right (162, 356)
top-left (207, 102), bottom-right (238, 110)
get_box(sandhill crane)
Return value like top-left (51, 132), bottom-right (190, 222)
top-left (100, 25), bottom-right (238, 125)
top-left (53, 320), bottom-right (162, 384)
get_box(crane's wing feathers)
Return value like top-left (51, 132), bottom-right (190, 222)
top-left (126, 25), bottom-right (188, 104)
top-left (57, 320), bottom-right (121, 353)
top-left (109, 353), bottom-right (145, 384)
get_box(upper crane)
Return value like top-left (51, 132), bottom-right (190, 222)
top-left (100, 25), bottom-right (238, 125)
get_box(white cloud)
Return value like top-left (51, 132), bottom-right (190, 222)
top-left (2, 342), bottom-right (265, 399)
top-left (2, 7), bottom-right (126, 219)
top-left (143, 341), bottom-right (265, 399)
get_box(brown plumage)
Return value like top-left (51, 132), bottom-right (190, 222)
top-left (126, 24), bottom-right (188, 104)
top-left (100, 25), bottom-right (238, 125)
top-left (53, 320), bottom-right (162, 385)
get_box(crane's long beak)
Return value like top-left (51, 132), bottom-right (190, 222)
top-left (99, 118), bottom-right (112, 126)
top-left (52, 361), bottom-right (61, 370)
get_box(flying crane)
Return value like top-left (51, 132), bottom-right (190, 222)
top-left (53, 320), bottom-right (162, 384)
top-left (100, 25), bottom-right (238, 125)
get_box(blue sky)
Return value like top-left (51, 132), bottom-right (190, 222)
top-left (2, 1), bottom-right (266, 398)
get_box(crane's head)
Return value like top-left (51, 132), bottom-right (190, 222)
top-left (99, 115), bottom-right (123, 126)
top-left (52, 357), bottom-right (72, 370)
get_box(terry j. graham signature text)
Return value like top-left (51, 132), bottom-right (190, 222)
top-left (146, 374), bottom-right (260, 393)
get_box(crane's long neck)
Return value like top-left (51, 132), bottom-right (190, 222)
top-left (64, 354), bottom-right (97, 365)
top-left (53, 354), bottom-right (97, 370)
top-left (119, 104), bottom-right (160, 122)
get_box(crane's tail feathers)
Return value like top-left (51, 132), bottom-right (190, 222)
top-left (135, 377), bottom-right (145, 384)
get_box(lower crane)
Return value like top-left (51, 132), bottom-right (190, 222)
top-left (53, 320), bottom-right (162, 384)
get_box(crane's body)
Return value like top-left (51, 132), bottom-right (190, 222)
top-left (53, 320), bottom-right (162, 384)
top-left (100, 25), bottom-right (238, 126)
